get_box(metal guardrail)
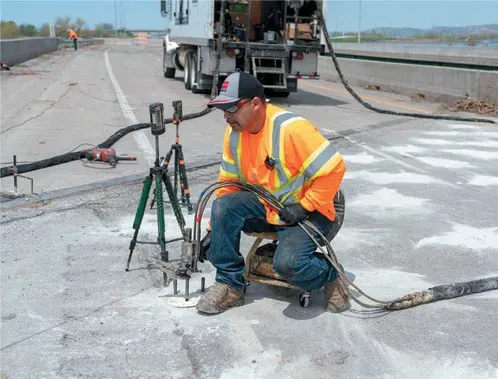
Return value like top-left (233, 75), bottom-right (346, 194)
top-left (327, 52), bottom-right (498, 72)
top-left (56, 38), bottom-right (105, 49)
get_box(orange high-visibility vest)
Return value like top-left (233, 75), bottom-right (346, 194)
top-left (68, 29), bottom-right (78, 40)
top-left (217, 104), bottom-right (346, 224)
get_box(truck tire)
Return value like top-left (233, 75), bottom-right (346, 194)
top-left (163, 48), bottom-right (176, 78)
top-left (267, 89), bottom-right (290, 98)
top-left (184, 53), bottom-right (192, 90)
top-left (189, 53), bottom-right (203, 94)
top-left (164, 67), bottom-right (175, 78)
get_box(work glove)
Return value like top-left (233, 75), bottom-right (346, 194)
top-left (198, 231), bottom-right (212, 263)
top-left (278, 204), bottom-right (310, 226)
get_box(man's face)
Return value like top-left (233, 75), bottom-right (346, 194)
top-left (223, 98), bottom-right (256, 132)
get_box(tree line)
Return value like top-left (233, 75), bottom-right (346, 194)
top-left (0, 17), bottom-right (131, 39)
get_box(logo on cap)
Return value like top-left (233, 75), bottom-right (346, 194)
top-left (220, 80), bottom-right (229, 92)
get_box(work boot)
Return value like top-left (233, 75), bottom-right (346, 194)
top-left (324, 277), bottom-right (351, 313)
top-left (196, 282), bottom-right (244, 314)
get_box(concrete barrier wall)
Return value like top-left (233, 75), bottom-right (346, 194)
top-left (0, 37), bottom-right (58, 66)
top-left (318, 56), bottom-right (498, 103)
top-left (0, 37), bottom-right (104, 66)
top-left (329, 43), bottom-right (498, 67)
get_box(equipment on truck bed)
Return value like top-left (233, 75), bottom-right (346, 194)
top-left (161, 0), bottom-right (324, 95)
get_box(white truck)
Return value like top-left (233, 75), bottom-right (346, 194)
top-left (161, 0), bottom-right (326, 96)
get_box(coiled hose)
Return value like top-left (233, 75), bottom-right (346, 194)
top-left (192, 180), bottom-right (498, 311)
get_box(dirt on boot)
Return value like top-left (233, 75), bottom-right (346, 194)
top-left (196, 282), bottom-right (244, 314)
top-left (324, 277), bottom-right (351, 313)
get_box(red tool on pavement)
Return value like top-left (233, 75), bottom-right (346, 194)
top-left (81, 148), bottom-right (136, 167)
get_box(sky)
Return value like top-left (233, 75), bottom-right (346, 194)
top-left (1, 1), bottom-right (498, 32)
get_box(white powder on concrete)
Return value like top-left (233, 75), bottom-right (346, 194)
top-left (373, 341), bottom-right (498, 379)
top-left (416, 224), bottom-right (498, 251)
top-left (344, 170), bottom-right (441, 184)
top-left (425, 130), bottom-right (498, 139)
top-left (352, 268), bottom-right (433, 299)
top-left (117, 209), bottom-right (211, 239)
top-left (412, 138), bottom-right (498, 148)
top-left (472, 292), bottom-right (498, 300)
top-left (415, 156), bottom-right (475, 169)
top-left (468, 175), bottom-right (498, 186)
top-left (442, 149), bottom-right (498, 161)
top-left (348, 188), bottom-right (430, 217)
top-left (342, 152), bottom-right (381, 164)
top-left (382, 145), bottom-right (429, 154)
top-left (447, 123), bottom-right (482, 130)
top-left (333, 227), bottom-right (391, 252)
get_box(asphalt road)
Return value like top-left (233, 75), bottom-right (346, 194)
top-left (1, 40), bottom-right (497, 378)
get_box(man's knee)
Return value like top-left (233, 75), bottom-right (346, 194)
top-left (273, 249), bottom-right (302, 279)
top-left (211, 192), bottom-right (255, 219)
top-left (211, 195), bottom-right (234, 220)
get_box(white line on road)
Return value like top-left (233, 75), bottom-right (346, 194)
top-left (104, 50), bottom-right (155, 165)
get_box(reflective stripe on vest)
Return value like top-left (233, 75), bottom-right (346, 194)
top-left (220, 151), bottom-right (239, 179)
top-left (228, 111), bottom-right (338, 207)
top-left (270, 112), bottom-right (306, 188)
top-left (274, 140), bottom-right (339, 204)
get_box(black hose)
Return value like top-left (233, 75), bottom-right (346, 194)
top-left (0, 151), bottom-right (83, 178)
top-left (194, 181), bottom-right (498, 311)
top-left (1, 32), bottom-right (221, 179)
top-left (211, 0), bottom-right (226, 99)
top-left (1, 109), bottom-right (215, 178)
top-left (318, 11), bottom-right (496, 124)
top-left (386, 276), bottom-right (498, 310)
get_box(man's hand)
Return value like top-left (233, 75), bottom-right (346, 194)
top-left (278, 204), bottom-right (310, 225)
top-left (198, 231), bottom-right (212, 263)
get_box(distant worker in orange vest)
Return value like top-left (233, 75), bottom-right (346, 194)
top-left (67, 29), bottom-right (78, 51)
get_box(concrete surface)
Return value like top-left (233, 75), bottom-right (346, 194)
top-left (1, 41), bottom-right (498, 379)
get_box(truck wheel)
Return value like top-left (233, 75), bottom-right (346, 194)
top-left (163, 49), bottom-right (176, 78)
top-left (184, 54), bottom-right (192, 90)
top-left (190, 53), bottom-right (203, 94)
top-left (267, 90), bottom-right (290, 98)
top-left (164, 67), bottom-right (175, 78)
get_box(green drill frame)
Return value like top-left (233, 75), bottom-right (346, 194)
top-left (125, 102), bottom-right (191, 284)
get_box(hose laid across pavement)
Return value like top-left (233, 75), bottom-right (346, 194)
top-left (318, 10), bottom-right (496, 124)
top-left (192, 181), bottom-right (498, 311)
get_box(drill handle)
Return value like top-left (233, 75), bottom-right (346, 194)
top-left (116, 156), bottom-right (137, 162)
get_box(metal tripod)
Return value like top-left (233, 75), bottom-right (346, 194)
top-left (125, 102), bottom-right (188, 285)
top-left (151, 100), bottom-right (193, 214)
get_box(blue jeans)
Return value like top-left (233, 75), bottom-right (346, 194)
top-left (208, 191), bottom-right (338, 292)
